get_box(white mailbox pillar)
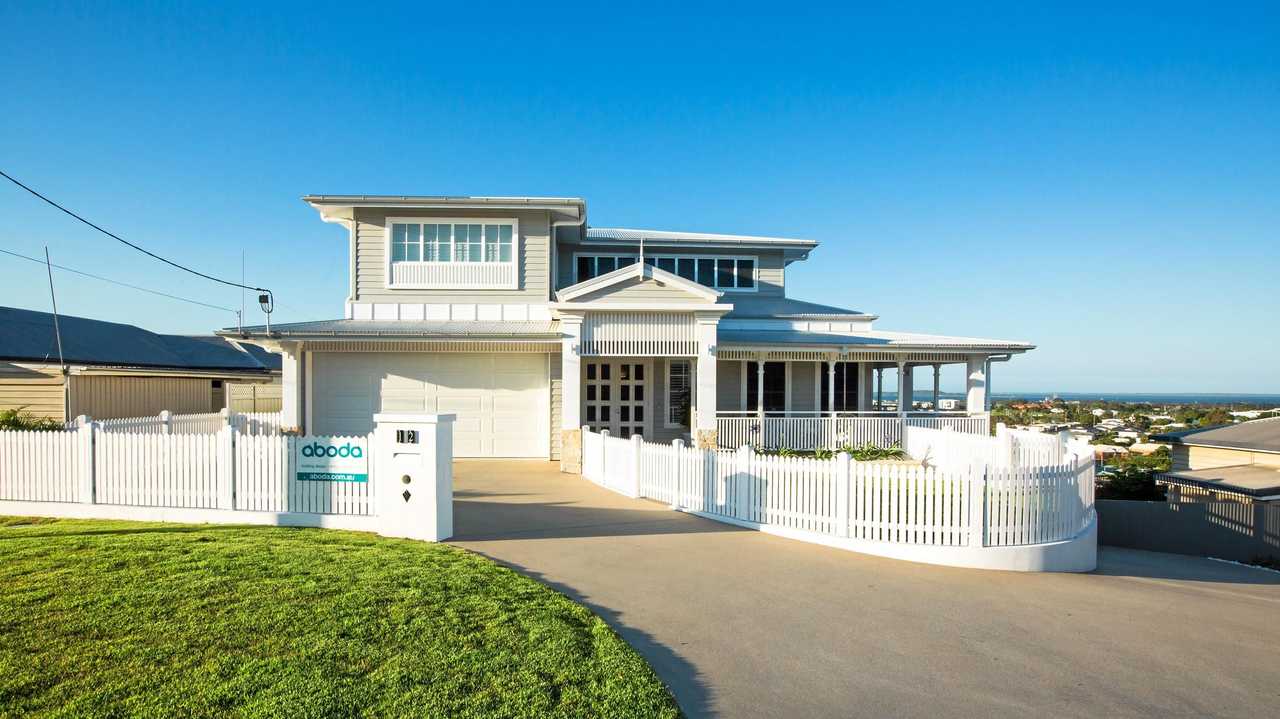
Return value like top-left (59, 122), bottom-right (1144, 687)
top-left (373, 413), bottom-right (455, 541)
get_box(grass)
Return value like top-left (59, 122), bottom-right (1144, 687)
top-left (0, 518), bottom-right (681, 718)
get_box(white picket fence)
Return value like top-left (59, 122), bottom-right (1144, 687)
top-left (582, 426), bottom-right (1095, 566)
top-left (1, 425), bottom-right (370, 516)
top-left (715, 413), bottom-right (990, 451)
top-left (904, 423), bottom-right (1093, 472)
top-left (67, 410), bottom-right (284, 436)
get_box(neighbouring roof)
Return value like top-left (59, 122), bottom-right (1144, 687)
top-left (726, 296), bottom-right (874, 320)
top-left (302, 194), bottom-right (585, 208)
top-left (0, 306), bottom-right (280, 373)
top-left (1158, 465), bottom-right (1280, 500)
top-left (585, 227), bottom-right (818, 248)
top-left (717, 328), bottom-right (1034, 351)
top-left (1152, 417), bottom-right (1280, 454)
top-left (222, 319), bottom-right (562, 340)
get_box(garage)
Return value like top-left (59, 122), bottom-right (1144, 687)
top-left (310, 352), bottom-right (549, 458)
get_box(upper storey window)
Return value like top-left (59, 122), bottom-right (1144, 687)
top-left (387, 218), bottom-right (517, 289)
top-left (574, 253), bottom-right (756, 291)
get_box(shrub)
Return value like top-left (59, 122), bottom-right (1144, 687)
top-left (0, 408), bottom-right (62, 431)
top-left (1095, 465), bottom-right (1167, 501)
top-left (841, 442), bottom-right (907, 461)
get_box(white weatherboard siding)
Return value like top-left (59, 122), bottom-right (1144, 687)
top-left (311, 352), bottom-right (548, 458)
top-left (354, 208), bottom-right (552, 303)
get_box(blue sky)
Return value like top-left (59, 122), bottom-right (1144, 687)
top-left (1, 1), bottom-right (1276, 393)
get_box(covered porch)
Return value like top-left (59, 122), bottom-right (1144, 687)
top-left (712, 349), bottom-right (997, 450)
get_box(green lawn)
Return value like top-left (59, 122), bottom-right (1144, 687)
top-left (0, 517), bottom-right (680, 718)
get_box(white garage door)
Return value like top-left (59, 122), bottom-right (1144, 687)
top-left (310, 352), bottom-right (548, 458)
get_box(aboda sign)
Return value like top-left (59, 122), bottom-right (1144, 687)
top-left (296, 438), bottom-right (368, 482)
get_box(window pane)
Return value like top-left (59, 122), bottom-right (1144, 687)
top-left (716, 259), bottom-right (735, 288)
top-left (677, 258), bottom-right (696, 281)
top-left (601, 364), bottom-right (611, 380)
top-left (635, 385), bottom-right (644, 401)
top-left (405, 224), bottom-right (420, 261)
top-left (621, 385), bottom-right (630, 401)
top-left (620, 364), bottom-right (631, 381)
top-left (587, 406), bottom-right (597, 422)
top-left (617, 256), bottom-right (637, 267)
top-left (422, 224), bottom-right (437, 261)
top-left (601, 386), bottom-right (611, 401)
top-left (643, 256), bottom-right (657, 266)
top-left (697, 258), bottom-right (715, 284)
top-left (597, 256), bottom-right (617, 274)
top-left (438, 225), bottom-right (452, 262)
top-left (634, 407), bottom-right (644, 422)
top-left (577, 256), bottom-right (594, 281)
top-left (499, 224), bottom-right (512, 244)
top-left (633, 364), bottom-right (644, 380)
top-left (468, 224), bottom-right (483, 262)
top-left (621, 406), bottom-right (630, 422)
top-left (587, 385), bottom-right (596, 401)
top-left (736, 259), bottom-right (754, 288)
top-left (391, 224), bottom-right (407, 262)
top-left (656, 257), bottom-right (675, 273)
top-left (484, 225), bottom-right (499, 261)
top-left (601, 406), bottom-right (610, 422)
top-left (392, 243), bottom-right (406, 262)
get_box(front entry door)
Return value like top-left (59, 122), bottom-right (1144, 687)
top-left (583, 360), bottom-right (649, 439)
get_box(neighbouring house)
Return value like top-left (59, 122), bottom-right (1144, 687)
top-left (220, 195), bottom-right (1033, 469)
top-left (1152, 418), bottom-right (1280, 504)
top-left (0, 306), bottom-right (280, 422)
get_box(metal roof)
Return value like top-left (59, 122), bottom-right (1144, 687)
top-left (0, 306), bottom-right (280, 373)
top-left (725, 296), bottom-right (873, 319)
top-left (1158, 465), bottom-right (1280, 499)
top-left (222, 319), bottom-right (562, 340)
top-left (1152, 417), bottom-right (1280, 453)
top-left (586, 227), bottom-right (818, 247)
top-left (717, 328), bottom-right (1034, 350)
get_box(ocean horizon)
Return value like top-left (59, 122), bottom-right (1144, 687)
top-left (888, 391), bottom-right (1280, 405)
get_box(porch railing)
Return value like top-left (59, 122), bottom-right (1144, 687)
top-left (715, 412), bottom-right (989, 450)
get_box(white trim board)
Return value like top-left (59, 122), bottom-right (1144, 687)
top-left (348, 302), bottom-right (553, 322)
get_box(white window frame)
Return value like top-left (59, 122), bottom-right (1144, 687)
top-left (572, 251), bottom-right (758, 292)
top-left (385, 216), bottom-right (520, 289)
top-left (665, 358), bottom-right (693, 428)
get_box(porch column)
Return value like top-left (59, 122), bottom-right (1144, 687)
top-left (857, 362), bottom-right (872, 412)
top-left (559, 314), bottom-right (584, 473)
top-left (827, 355), bottom-right (838, 447)
top-left (932, 364), bottom-right (941, 411)
top-left (896, 361), bottom-right (911, 417)
top-left (280, 342), bottom-right (304, 434)
top-left (965, 355), bottom-right (988, 414)
top-left (694, 312), bottom-right (720, 449)
top-left (826, 356), bottom-right (837, 412)
top-left (985, 357), bottom-right (993, 412)
top-left (875, 367), bottom-right (884, 410)
top-left (755, 354), bottom-right (766, 423)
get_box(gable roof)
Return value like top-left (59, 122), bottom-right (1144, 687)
top-left (726, 296), bottom-right (875, 320)
top-left (1152, 417), bottom-right (1280, 454)
top-left (0, 306), bottom-right (280, 373)
top-left (555, 261), bottom-right (723, 303)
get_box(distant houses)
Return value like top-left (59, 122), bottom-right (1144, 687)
top-left (1152, 418), bottom-right (1280, 504)
top-left (0, 306), bottom-right (281, 422)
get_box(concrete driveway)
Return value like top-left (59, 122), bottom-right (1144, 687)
top-left (450, 461), bottom-right (1280, 719)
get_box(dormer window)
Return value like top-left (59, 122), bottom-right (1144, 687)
top-left (387, 218), bottom-right (518, 289)
top-left (573, 252), bottom-right (756, 291)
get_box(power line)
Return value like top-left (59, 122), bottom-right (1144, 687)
top-left (0, 247), bottom-right (237, 313)
top-left (0, 169), bottom-right (272, 299)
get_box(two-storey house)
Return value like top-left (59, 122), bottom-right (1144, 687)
top-left (221, 195), bottom-right (1033, 471)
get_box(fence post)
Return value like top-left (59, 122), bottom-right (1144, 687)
top-left (671, 439), bottom-right (684, 509)
top-left (996, 423), bottom-right (1014, 468)
top-left (968, 461), bottom-right (987, 547)
top-left (77, 417), bottom-right (96, 504)
top-left (836, 451), bottom-right (850, 537)
top-left (629, 434), bottom-right (643, 499)
top-left (580, 424), bottom-right (591, 478)
top-left (159, 410), bottom-right (172, 435)
top-left (734, 445), bottom-right (752, 520)
top-left (217, 425), bottom-right (235, 509)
